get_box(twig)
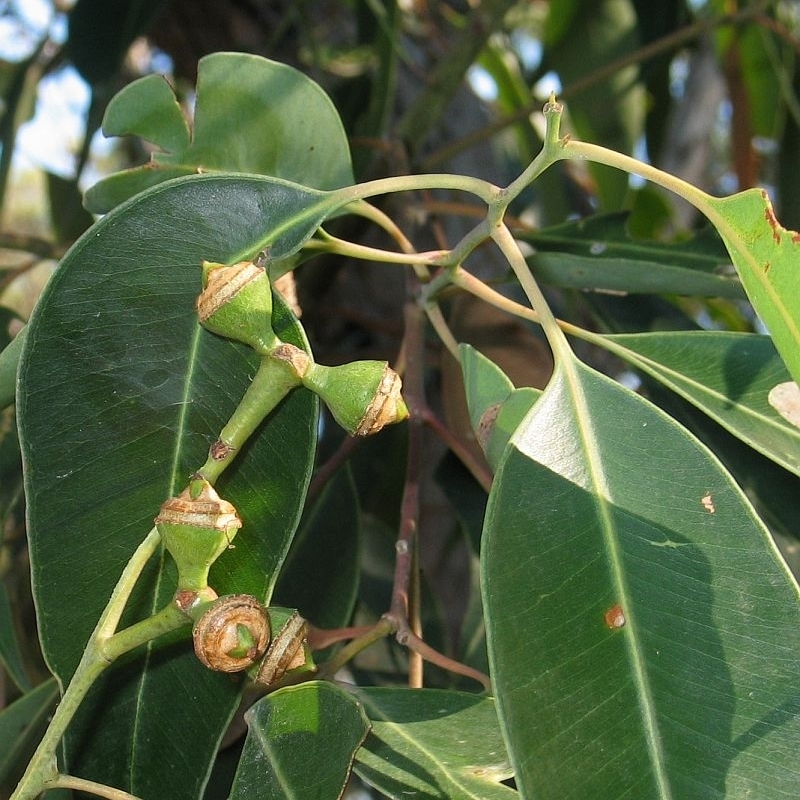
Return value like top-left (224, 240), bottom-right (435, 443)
top-left (45, 774), bottom-right (143, 800)
top-left (392, 297), bottom-right (427, 686)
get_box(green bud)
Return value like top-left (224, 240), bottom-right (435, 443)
top-left (302, 360), bottom-right (409, 436)
top-left (197, 260), bottom-right (279, 353)
top-left (155, 478), bottom-right (242, 591)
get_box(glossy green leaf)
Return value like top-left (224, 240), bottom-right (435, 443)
top-left (597, 331), bottom-right (800, 475)
top-left (86, 53), bottom-right (354, 213)
top-left (103, 73), bottom-right (190, 153)
top-left (522, 213), bottom-right (741, 297)
top-left (273, 465), bottom-right (361, 629)
top-left (482, 357), bottom-right (800, 799)
top-left (0, 583), bottom-right (29, 691)
top-left (354, 687), bottom-right (516, 800)
top-left (460, 345), bottom-right (540, 471)
top-left (703, 189), bottom-right (800, 384)
top-left (0, 679), bottom-right (58, 790)
top-left (17, 173), bottom-right (329, 799)
top-left (0, 324), bottom-right (24, 411)
top-left (229, 681), bottom-right (369, 800)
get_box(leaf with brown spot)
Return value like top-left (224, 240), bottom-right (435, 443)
top-left (703, 189), bottom-right (800, 383)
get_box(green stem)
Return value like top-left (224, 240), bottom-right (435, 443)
top-left (11, 529), bottom-right (165, 800)
top-left (502, 95), bottom-right (564, 204)
top-left (94, 527), bottom-right (162, 639)
top-left (44, 774), bottom-right (144, 800)
top-left (334, 172), bottom-right (500, 206)
top-left (102, 601), bottom-right (189, 663)
top-left (198, 353), bottom-right (302, 483)
top-left (491, 222), bottom-right (572, 363)
top-left (345, 199), bottom-right (416, 254)
top-left (315, 618), bottom-right (394, 681)
top-left (305, 230), bottom-right (445, 267)
top-left (560, 138), bottom-right (712, 209)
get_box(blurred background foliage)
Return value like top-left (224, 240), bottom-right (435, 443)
top-left (2, 0), bottom-right (800, 729)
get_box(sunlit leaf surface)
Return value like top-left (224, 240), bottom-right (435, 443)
top-left (481, 357), bottom-right (800, 799)
top-left (86, 53), bottom-right (354, 212)
top-left (704, 189), bottom-right (800, 384)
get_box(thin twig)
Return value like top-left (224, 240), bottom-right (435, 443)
top-left (45, 775), bottom-right (143, 800)
top-left (388, 615), bottom-right (491, 691)
top-left (419, 405), bottom-right (493, 493)
top-left (307, 434), bottom-right (361, 505)
top-left (392, 297), bottom-right (427, 686)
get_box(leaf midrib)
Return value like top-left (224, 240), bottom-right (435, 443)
top-left (365, 708), bottom-right (506, 799)
top-left (129, 323), bottom-right (203, 784)
top-left (560, 358), bottom-right (674, 800)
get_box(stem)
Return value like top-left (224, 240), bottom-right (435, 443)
top-left (451, 266), bottom-right (541, 326)
top-left (334, 172), bottom-right (500, 207)
top-left (560, 138), bottom-right (713, 209)
top-left (198, 353), bottom-right (302, 483)
top-left (94, 527), bottom-right (163, 639)
top-left (45, 774), bottom-right (144, 800)
top-left (345, 199), bottom-right (416, 255)
top-left (391, 623), bottom-right (491, 691)
top-left (315, 619), bottom-right (394, 680)
top-left (102, 601), bottom-right (189, 663)
top-left (419, 405), bottom-right (493, 494)
top-left (423, 301), bottom-right (460, 360)
top-left (503, 97), bottom-right (563, 204)
top-left (491, 222), bottom-right (572, 363)
top-left (10, 532), bottom-right (165, 800)
top-left (394, 299), bottom-right (428, 686)
top-left (304, 230), bottom-right (445, 268)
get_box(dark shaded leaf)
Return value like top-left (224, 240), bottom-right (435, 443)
top-left (18, 173), bottom-right (328, 799)
top-left (523, 213), bottom-right (742, 297)
top-left (0, 679), bottom-right (58, 790)
top-left (273, 465), bottom-right (361, 630)
top-left (229, 682), bottom-right (369, 800)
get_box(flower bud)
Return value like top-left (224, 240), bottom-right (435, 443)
top-left (197, 260), bottom-right (278, 353)
top-left (155, 478), bottom-right (242, 591)
top-left (252, 608), bottom-right (314, 688)
top-left (192, 594), bottom-right (271, 672)
top-left (302, 360), bottom-right (409, 436)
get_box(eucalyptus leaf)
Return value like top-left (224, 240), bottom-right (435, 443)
top-left (354, 687), bottom-right (517, 800)
top-left (482, 357), bottom-right (800, 799)
top-left (0, 583), bottom-right (29, 692)
top-left (86, 53), bottom-right (354, 213)
top-left (460, 345), bottom-right (540, 472)
top-left (229, 682), bottom-right (370, 800)
top-left (0, 325), bottom-right (24, 411)
top-left (523, 213), bottom-right (741, 297)
top-left (273, 465), bottom-right (361, 629)
top-left (18, 173), bottom-right (327, 799)
top-left (598, 331), bottom-right (800, 475)
top-left (0, 679), bottom-right (58, 789)
top-left (703, 189), bottom-right (800, 384)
